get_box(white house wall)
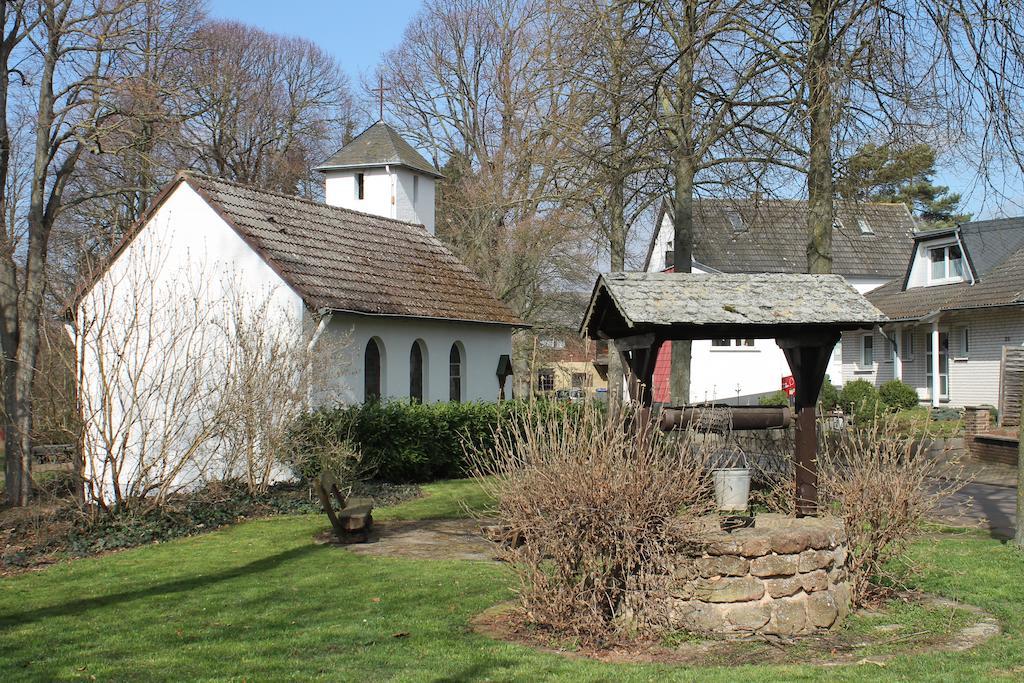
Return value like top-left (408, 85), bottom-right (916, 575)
top-left (321, 313), bottom-right (514, 405)
top-left (76, 183), bottom-right (306, 503)
top-left (840, 307), bottom-right (1024, 407)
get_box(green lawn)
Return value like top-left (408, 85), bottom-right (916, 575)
top-left (1, 479), bottom-right (1022, 681)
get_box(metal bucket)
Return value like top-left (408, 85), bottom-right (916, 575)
top-left (714, 468), bottom-right (751, 511)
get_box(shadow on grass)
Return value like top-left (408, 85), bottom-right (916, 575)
top-left (0, 542), bottom-right (325, 628)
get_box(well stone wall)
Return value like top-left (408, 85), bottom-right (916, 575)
top-left (662, 514), bottom-right (851, 637)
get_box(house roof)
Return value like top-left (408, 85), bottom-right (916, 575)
top-left (645, 199), bottom-right (917, 278)
top-left (581, 272), bottom-right (885, 339)
top-left (867, 217), bottom-right (1024, 320)
top-left (74, 172), bottom-right (522, 327)
top-left (315, 121), bottom-right (442, 177)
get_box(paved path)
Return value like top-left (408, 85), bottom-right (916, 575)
top-left (932, 479), bottom-right (1018, 540)
top-left (319, 518), bottom-right (499, 561)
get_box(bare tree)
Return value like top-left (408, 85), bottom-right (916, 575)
top-left (377, 0), bottom-right (593, 322)
top-left (1, 0), bottom-right (147, 506)
top-left (179, 20), bottom-right (356, 196)
top-left (648, 0), bottom-right (798, 402)
top-left (547, 0), bottom-right (661, 414)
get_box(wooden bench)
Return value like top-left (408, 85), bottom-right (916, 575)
top-left (315, 471), bottom-right (373, 543)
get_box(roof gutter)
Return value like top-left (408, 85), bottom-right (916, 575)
top-left (326, 307), bottom-right (529, 329)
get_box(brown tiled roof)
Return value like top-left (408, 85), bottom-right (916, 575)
top-left (315, 121), bottom-right (442, 177)
top-left (646, 199), bottom-right (917, 278)
top-left (867, 234), bottom-right (1024, 320)
top-left (188, 174), bottom-right (519, 324)
top-left (75, 173), bottom-right (522, 326)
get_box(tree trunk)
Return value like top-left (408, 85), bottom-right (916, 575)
top-left (806, 0), bottom-right (833, 275)
top-left (607, 101), bottom-right (626, 417)
top-left (669, 7), bottom-right (696, 405)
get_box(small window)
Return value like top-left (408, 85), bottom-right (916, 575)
top-left (712, 339), bottom-right (755, 348)
top-left (571, 372), bottom-right (589, 389)
top-left (959, 328), bottom-right (970, 356)
top-left (364, 338), bottom-right (382, 402)
top-left (537, 369), bottom-right (555, 392)
top-left (833, 217), bottom-right (845, 230)
top-left (857, 217), bottom-right (874, 234)
top-left (862, 334), bottom-right (874, 366)
top-left (449, 343), bottom-right (463, 402)
top-left (725, 210), bottom-right (744, 232)
top-left (356, 172), bottom-right (365, 200)
top-left (902, 330), bottom-right (914, 360)
top-left (413, 175), bottom-right (419, 204)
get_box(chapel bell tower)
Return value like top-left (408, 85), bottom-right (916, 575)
top-left (315, 121), bottom-right (441, 234)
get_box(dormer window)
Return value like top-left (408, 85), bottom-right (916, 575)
top-left (928, 244), bottom-right (964, 284)
top-left (725, 210), bottom-right (744, 232)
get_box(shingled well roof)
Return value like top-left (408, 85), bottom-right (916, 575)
top-left (582, 272), bottom-right (886, 338)
top-left (76, 172), bottom-right (522, 327)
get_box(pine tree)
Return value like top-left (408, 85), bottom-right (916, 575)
top-left (838, 143), bottom-right (971, 227)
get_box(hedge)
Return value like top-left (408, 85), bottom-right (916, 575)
top-left (287, 399), bottom-right (594, 483)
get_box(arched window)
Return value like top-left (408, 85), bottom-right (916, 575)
top-left (410, 340), bottom-right (425, 403)
top-left (449, 343), bottom-right (463, 402)
top-left (364, 338), bottom-right (382, 402)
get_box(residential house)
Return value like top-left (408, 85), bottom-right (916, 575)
top-left (842, 217), bottom-right (1024, 407)
top-left (71, 121), bottom-right (522, 501)
top-left (643, 199), bottom-right (917, 403)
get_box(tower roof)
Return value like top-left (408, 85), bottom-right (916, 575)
top-left (315, 121), bottom-right (442, 178)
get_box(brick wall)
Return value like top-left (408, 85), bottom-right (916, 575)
top-left (964, 405), bottom-right (1018, 466)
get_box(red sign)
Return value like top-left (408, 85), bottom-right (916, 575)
top-left (781, 375), bottom-right (796, 397)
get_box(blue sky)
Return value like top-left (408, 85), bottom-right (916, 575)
top-left (208, 0), bottom-right (1020, 220)
top-left (208, 0), bottom-right (423, 80)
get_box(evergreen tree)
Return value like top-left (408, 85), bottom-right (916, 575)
top-left (838, 143), bottom-right (971, 227)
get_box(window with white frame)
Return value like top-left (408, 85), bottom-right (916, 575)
top-left (928, 244), bottom-right (965, 284)
top-left (958, 327), bottom-right (970, 357)
top-left (861, 334), bottom-right (874, 366)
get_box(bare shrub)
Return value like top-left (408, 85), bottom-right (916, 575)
top-left (818, 416), bottom-right (964, 606)
top-left (469, 407), bottom-right (714, 643)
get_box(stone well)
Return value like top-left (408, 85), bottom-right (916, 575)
top-left (661, 514), bottom-right (852, 637)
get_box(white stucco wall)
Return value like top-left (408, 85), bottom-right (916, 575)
top-left (318, 313), bottom-right (514, 405)
top-left (323, 166), bottom-right (436, 234)
top-left (75, 183), bottom-right (306, 503)
top-left (324, 167), bottom-right (395, 219)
